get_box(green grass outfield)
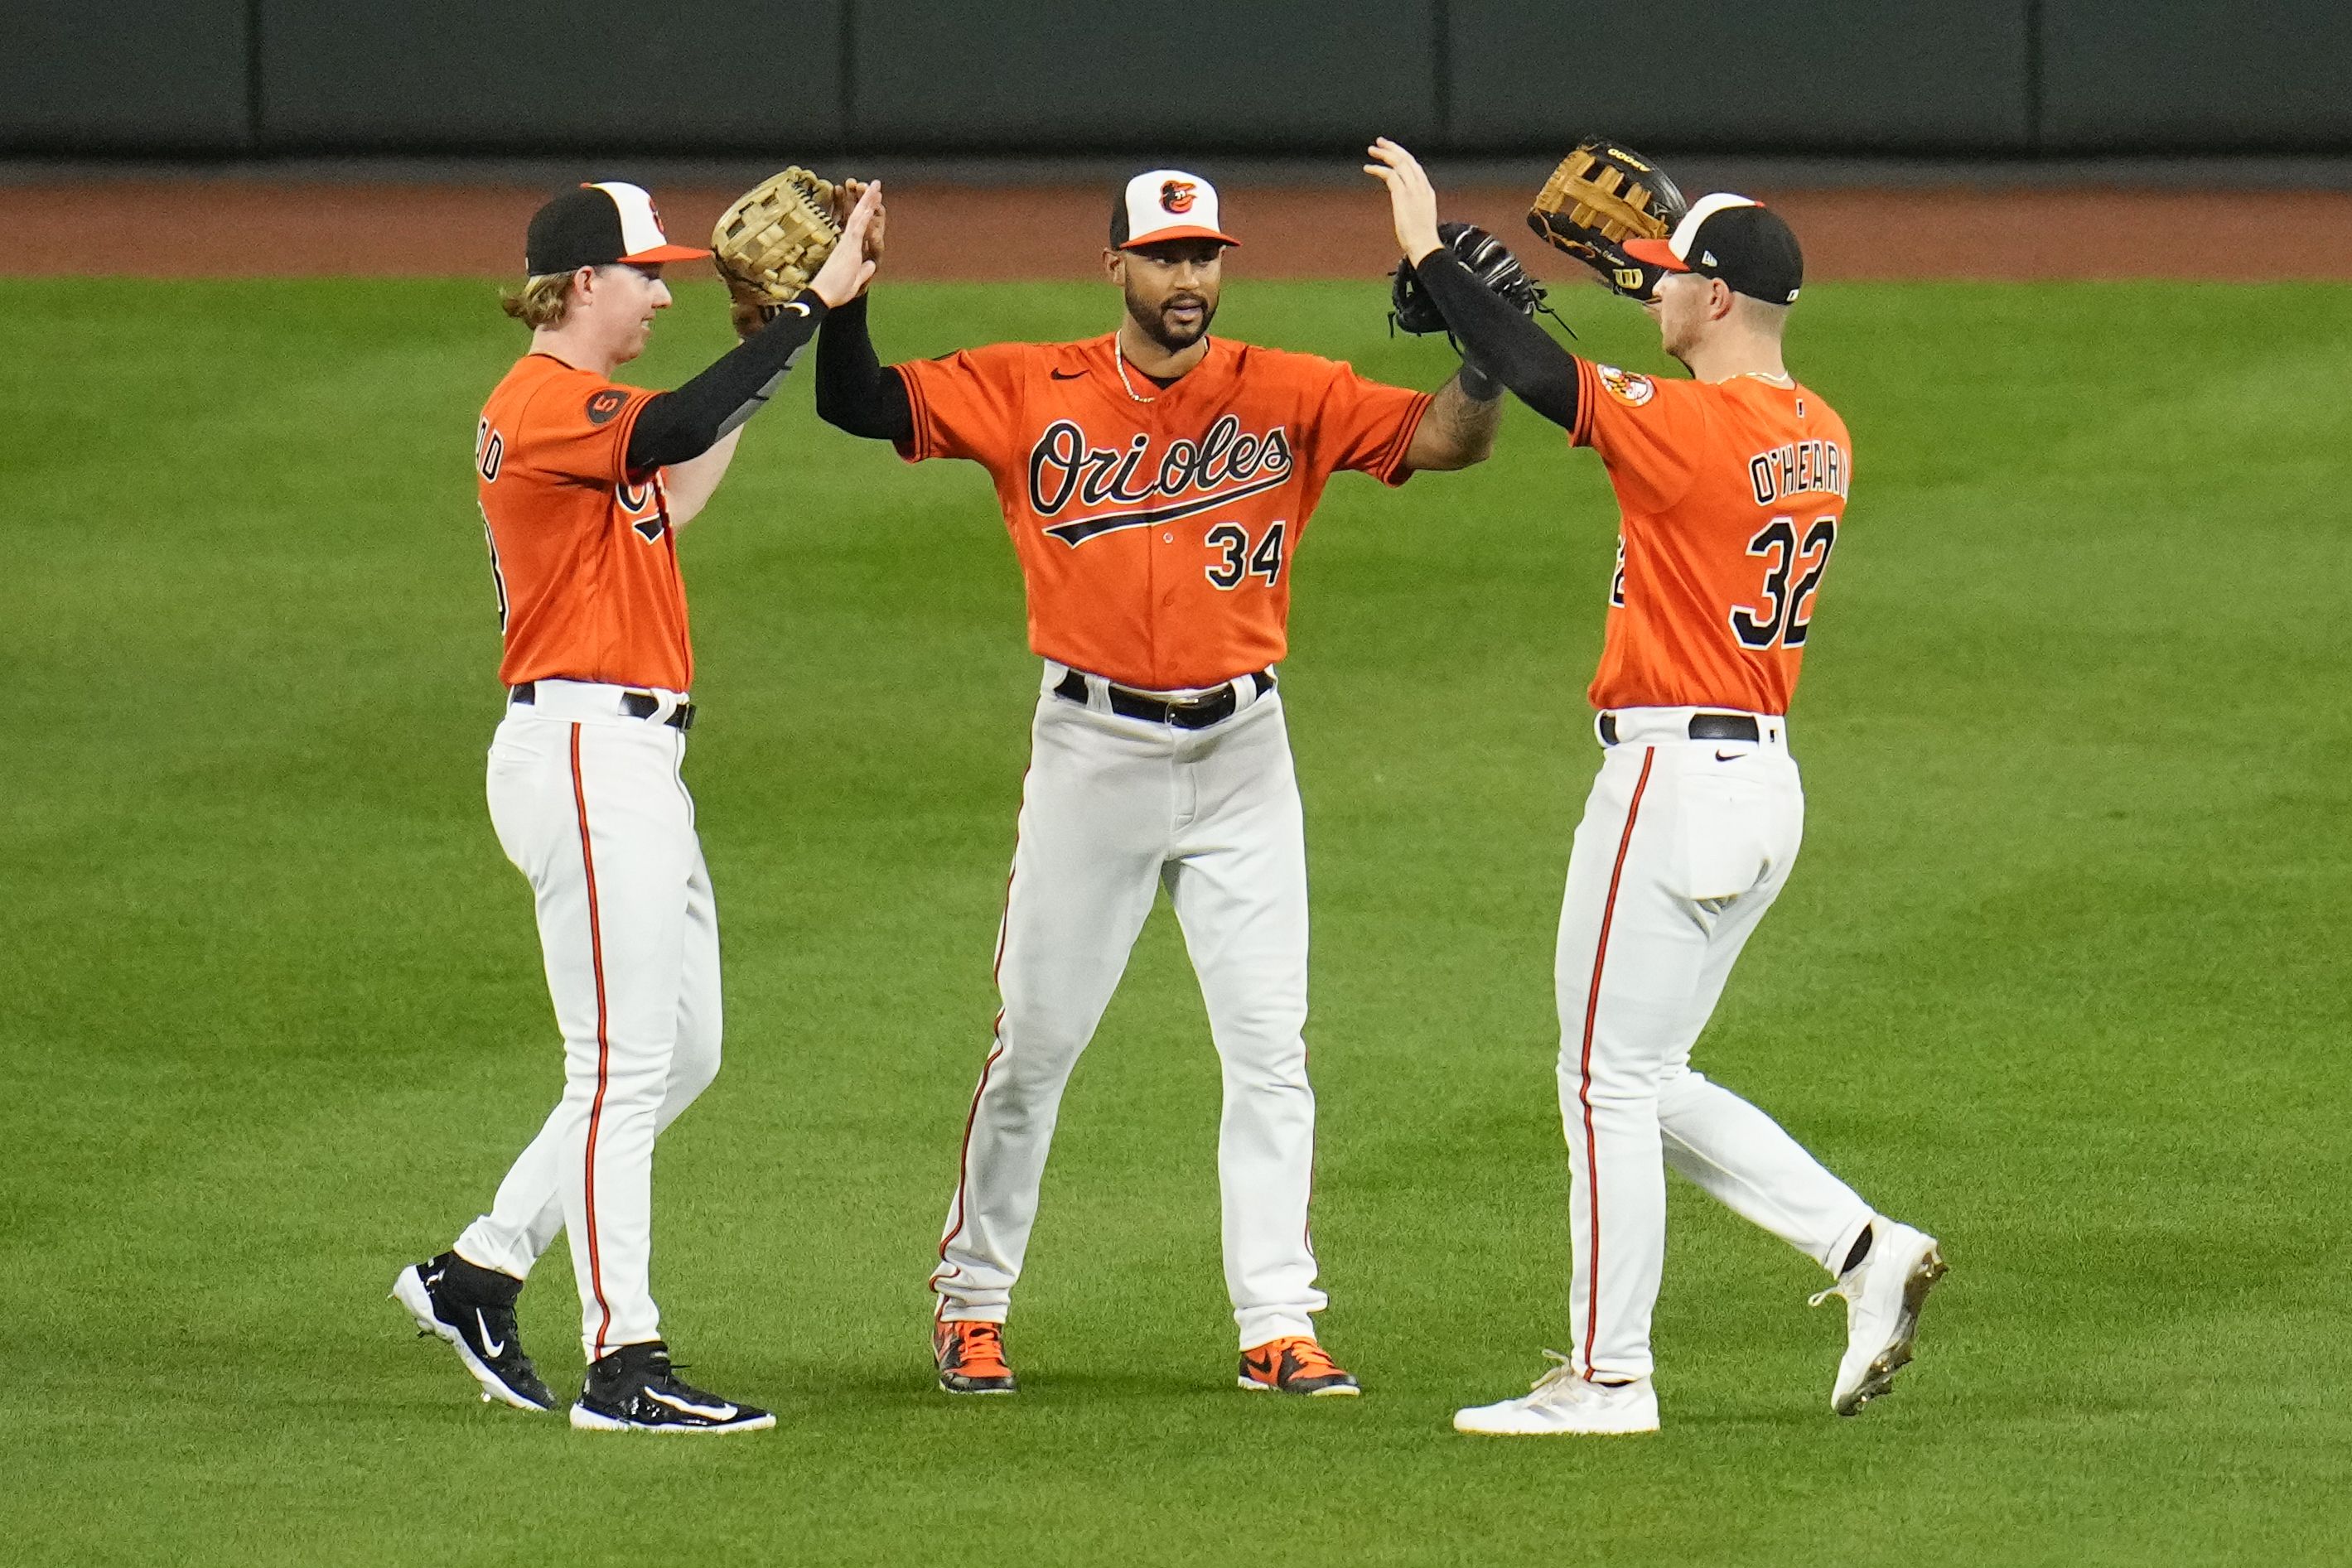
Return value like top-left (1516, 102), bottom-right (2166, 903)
top-left (6, 275), bottom-right (2350, 1566)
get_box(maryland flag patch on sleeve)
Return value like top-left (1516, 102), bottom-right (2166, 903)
top-left (1596, 364), bottom-right (1656, 407)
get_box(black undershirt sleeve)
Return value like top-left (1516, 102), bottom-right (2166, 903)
top-left (814, 295), bottom-right (915, 442)
top-left (625, 297), bottom-right (830, 472)
top-left (1411, 251), bottom-right (1578, 431)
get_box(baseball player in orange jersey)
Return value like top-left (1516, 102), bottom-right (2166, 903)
top-left (816, 170), bottom-right (1502, 1396)
top-left (1366, 141), bottom-right (1944, 1435)
top-left (391, 179), bottom-right (881, 1433)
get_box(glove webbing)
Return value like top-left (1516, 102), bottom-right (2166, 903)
top-left (713, 168), bottom-right (840, 297)
top-left (1537, 150), bottom-right (1671, 244)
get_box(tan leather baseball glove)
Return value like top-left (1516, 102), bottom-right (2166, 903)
top-left (1527, 139), bottom-right (1688, 300)
top-left (712, 166), bottom-right (843, 338)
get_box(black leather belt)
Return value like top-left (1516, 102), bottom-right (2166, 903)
top-left (510, 681), bottom-right (696, 731)
top-left (1598, 712), bottom-right (1760, 745)
top-left (1054, 668), bottom-right (1274, 730)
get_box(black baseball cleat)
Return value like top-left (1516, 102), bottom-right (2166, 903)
top-left (390, 1251), bottom-right (556, 1412)
top-left (571, 1341), bottom-right (776, 1435)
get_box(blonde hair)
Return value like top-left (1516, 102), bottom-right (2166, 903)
top-left (500, 272), bottom-right (577, 328)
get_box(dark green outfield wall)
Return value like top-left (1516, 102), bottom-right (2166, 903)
top-left (4, 0), bottom-right (2348, 157)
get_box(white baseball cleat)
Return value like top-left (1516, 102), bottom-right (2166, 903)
top-left (1453, 1353), bottom-right (1659, 1435)
top-left (1811, 1218), bottom-right (1947, 1416)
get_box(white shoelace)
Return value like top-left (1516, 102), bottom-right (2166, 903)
top-left (1524, 1349), bottom-right (1590, 1399)
top-left (1809, 1272), bottom-right (1857, 1309)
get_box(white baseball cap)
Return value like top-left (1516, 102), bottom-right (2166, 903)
top-left (1114, 169), bottom-right (1240, 249)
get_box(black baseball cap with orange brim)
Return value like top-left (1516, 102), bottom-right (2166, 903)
top-left (525, 181), bottom-right (710, 275)
top-left (1622, 195), bottom-right (1804, 305)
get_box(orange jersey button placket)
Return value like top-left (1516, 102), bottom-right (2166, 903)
top-left (1155, 524), bottom-right (1181, 686)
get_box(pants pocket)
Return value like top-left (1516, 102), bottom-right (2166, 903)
top-left (485, 721), bottom-right (565, 880)
top-left (1671, 767), bottom-right (1774, 904)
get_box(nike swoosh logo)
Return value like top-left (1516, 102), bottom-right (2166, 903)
top-left (1050, 369), bottom-right (1086, 380)
top-left (1714, 750), bottom-right (1743, 762)
top-left (1244, 1354), bottom-right (1276, 1377)
top-left (476, 1310), bottom-right (505, 1358)
top-left (783, 302), bottom-right (811, 317)
top-left (647, 1387), bottom-right (737, 1421)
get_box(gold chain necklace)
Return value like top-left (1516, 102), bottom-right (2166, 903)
top-left (1113, 337), bottom-right (1159, 404)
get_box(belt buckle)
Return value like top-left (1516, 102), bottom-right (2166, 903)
top-left (1171, 689), bottom-right (1229, 729)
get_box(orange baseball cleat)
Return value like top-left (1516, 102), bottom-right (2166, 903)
top-left (1237, 1335), bottom-right (1360, 1397)
top-left (934, 1318), bottom-right (1019, 1395)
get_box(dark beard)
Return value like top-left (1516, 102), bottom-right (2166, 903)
top-left (1125, 286), bottom-right (1216, 353)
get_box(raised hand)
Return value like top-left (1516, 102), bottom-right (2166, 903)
top-left (809, 180), bottom-right (883, 306)
top-left (838, 177), bottom-right (888, 274)
top-left (1364, 138), bottom-right (1444, 264)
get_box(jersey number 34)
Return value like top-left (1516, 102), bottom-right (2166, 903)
top-left (1729, 515), bottom-right (1837, 650)
top-left (1205, 520), bottom-right (1286, 590)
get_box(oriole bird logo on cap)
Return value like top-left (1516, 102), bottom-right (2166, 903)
top-left (1161, 180), bottom-right (1198, 214)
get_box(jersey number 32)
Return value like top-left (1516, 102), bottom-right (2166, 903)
top-left (1729, 515), bottom-right (1837, 650)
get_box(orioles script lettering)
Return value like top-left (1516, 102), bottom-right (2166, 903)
top-left (1030, 415), bottom-right (1296, 546)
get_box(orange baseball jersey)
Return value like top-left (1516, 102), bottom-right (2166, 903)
top-left (475, 354), bottom-right (693, 692)
top-left (895, 333), bottom-right (1431, 691)
top-left (1569, 359), bottom-right (1852, 716)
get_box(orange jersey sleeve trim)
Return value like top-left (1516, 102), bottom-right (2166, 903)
top-left (1570, 358), bottom-right (1599, 447)
top-left (894, 363), bottom-right (932, 462)
top-left (1370, 390), bottom-right (1434, 485)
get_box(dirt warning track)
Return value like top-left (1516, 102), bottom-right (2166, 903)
top-left (4, 179), bottom-right (2350, 282)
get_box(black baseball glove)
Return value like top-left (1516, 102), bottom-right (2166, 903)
top-left (1390, 221), bottom-right (1567, 343)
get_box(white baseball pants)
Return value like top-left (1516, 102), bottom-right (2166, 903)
top-left (452, 682), bottom-right (722, 1363)
top-left (933, 663), bottom-right (1326, 1349)
top-left (1555, 707), bottom-right (1875, 1383)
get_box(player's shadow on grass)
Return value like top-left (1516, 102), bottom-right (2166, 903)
top-left (800, 1361), bottom-right (1282, 1405)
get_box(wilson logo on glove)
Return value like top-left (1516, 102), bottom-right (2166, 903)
top-left (1528, 138), bottom-right (1689, 301)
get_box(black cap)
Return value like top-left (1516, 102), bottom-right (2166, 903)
top-left (524, 181), bottom-right (709, 276)
top-left (1623, 197), bottom-right (1803, 305)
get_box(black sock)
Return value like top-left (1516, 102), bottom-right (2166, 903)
top-left (1840, 1225), bottom-right (1875, 1276)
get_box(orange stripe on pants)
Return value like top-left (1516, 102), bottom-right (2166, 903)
top-left (569, 722), bottom-right (616, 1360)
top-left (1577, 745), bottom-right (1654, 1378)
